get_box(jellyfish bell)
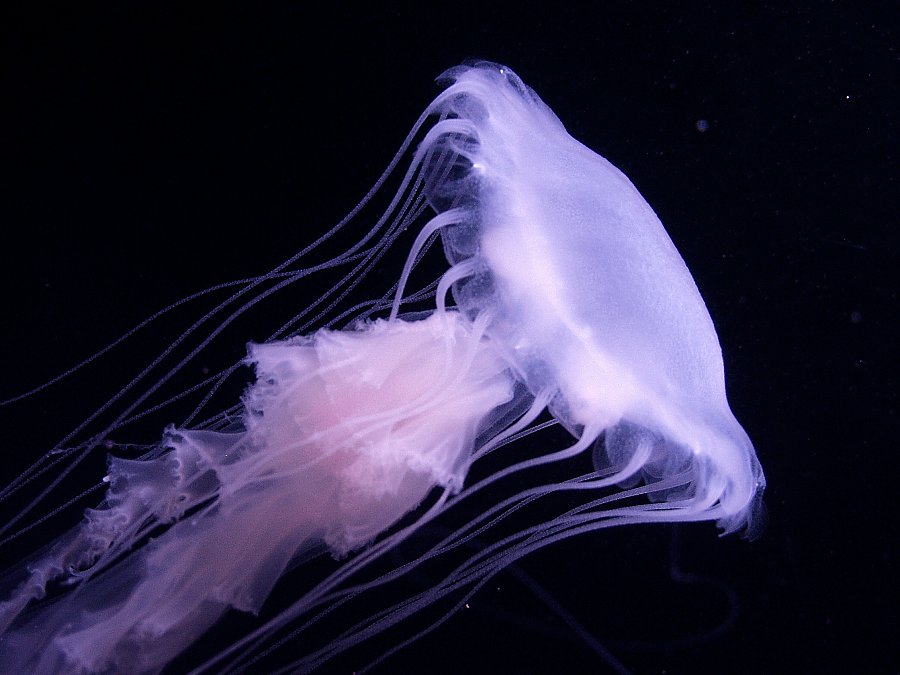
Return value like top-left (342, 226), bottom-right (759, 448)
top-left (423, 63), bottom-right (764, 532)
top-left (0, 61), bottom-right (764, 673)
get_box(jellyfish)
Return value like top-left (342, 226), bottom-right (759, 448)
top-left (0, 61), bottom-right (764, 673)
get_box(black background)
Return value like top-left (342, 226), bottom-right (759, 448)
top-left (1, 3), bottom-right (896, 674)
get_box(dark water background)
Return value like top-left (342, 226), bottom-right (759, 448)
top-left (1, 4), bottom-right (896, 673)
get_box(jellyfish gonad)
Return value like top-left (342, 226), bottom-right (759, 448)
top-left (0, 62), bottom-right (765, 673)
